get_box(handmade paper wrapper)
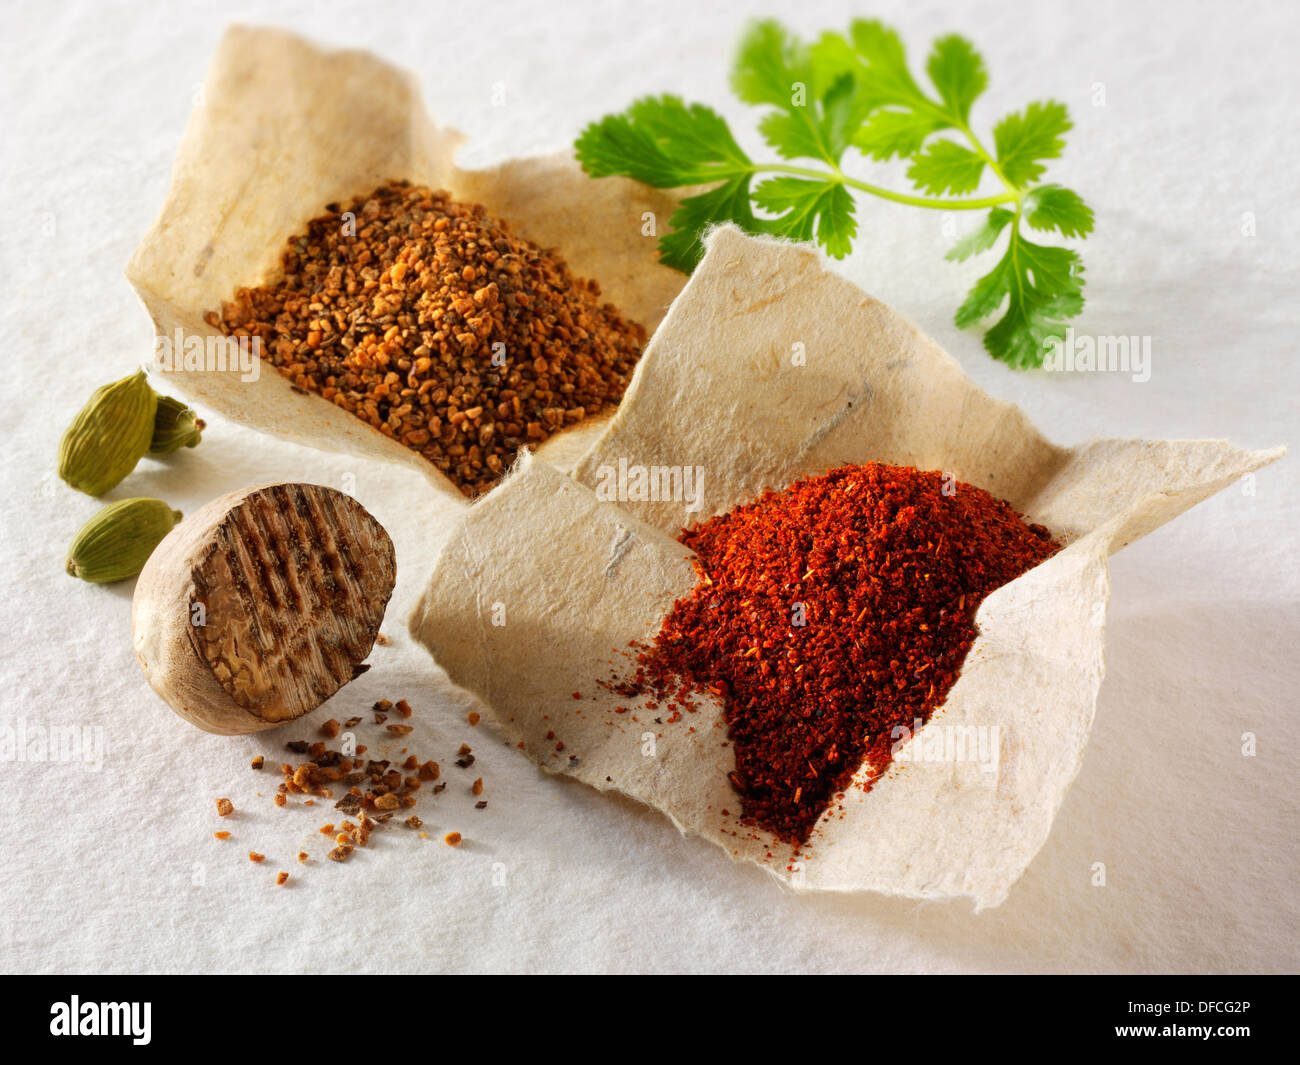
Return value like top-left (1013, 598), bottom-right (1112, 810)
top-left (126, 25), bottom-right (685, 504)
top-left (410, 226), bottom-right (1283, 910)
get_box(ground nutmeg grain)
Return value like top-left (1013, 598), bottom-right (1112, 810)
top-left (209, 181), bottom-right (647, 497)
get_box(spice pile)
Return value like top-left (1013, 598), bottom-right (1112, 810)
top-left (212, 699), bottom-right (486, 884)
top-left (619, 463), bottom-right (1061, 845)
top-left (209, 181), bottom-right (647, 497)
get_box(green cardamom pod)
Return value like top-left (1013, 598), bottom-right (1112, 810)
top-left (66, 498), bottom-right (183, 583)
top-left (150, 394), bottom-right (204, 454)
top-left (58, 369), bottom-right (158, 496)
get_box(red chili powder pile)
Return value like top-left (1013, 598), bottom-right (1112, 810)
top-left (622, 462), bottom-right (1061, 846)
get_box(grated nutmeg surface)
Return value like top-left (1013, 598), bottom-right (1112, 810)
top-left (187, 484), bottom-right (395, 722)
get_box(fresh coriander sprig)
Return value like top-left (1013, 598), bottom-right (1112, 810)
top-left (575, 19), bottom-right (1093, 369)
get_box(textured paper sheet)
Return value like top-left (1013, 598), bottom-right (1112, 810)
top-left (410, 226), bottom-right (1283, 910)
top-left (125, 25), bottom-right (685, 504)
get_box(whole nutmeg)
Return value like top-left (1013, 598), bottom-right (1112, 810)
top-left (132, 483), bottom-right (396, 734)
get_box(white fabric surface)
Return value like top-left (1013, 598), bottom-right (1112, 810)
top-left (1, 0), bottom-right (1295, 973)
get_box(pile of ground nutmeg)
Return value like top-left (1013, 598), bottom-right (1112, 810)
top-left (208, 181), bottom-right (647, 497)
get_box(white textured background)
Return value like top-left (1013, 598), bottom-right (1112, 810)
top-left (1, 0), bottom-right (1296, 973)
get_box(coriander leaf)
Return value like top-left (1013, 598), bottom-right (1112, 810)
top-left (993, 101), bottom-right (1072, 188)
top-left (808, 29), bottom-right (859, 85)
top-left (1023, 184), bottom-right (1094, 238)
top-left (955, 227), bottom-right (1085, 368)
top-left (658, 176), bottom-right (762, 272)
top-left (845, 19), bottom-right (930, 109)
top-left (838, 26), bottom-right (988, 163)
top-left (757, 111), bottom-right (826, 163)
top-left (810, 30), bottom-right (894, 133)
top-left (733, 21), bottom-right (858, 165)
top-left (732, 22), bottom-right (823, 162)
top-left (945, 207), bottom-right (1015, 261)
top-left (852, 108), bottom-right (948, 160)
top-left (623, 96), bottom-right (750, 170)
top-left (732, 20), bottom-right (812, 108)
top-left (818, 72), bottom-right (862, 161)
top-left (907, 139), bottom-right (986, 195)
top-left (925, 35), bottom-right (987, 122)
top-left (753, 176), bottom-right (857, 258)
top-left (575, 95), bottom-right (750, 187)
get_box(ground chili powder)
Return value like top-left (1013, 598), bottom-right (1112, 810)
top-left (622, 462), bottom-right (1061, 846)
